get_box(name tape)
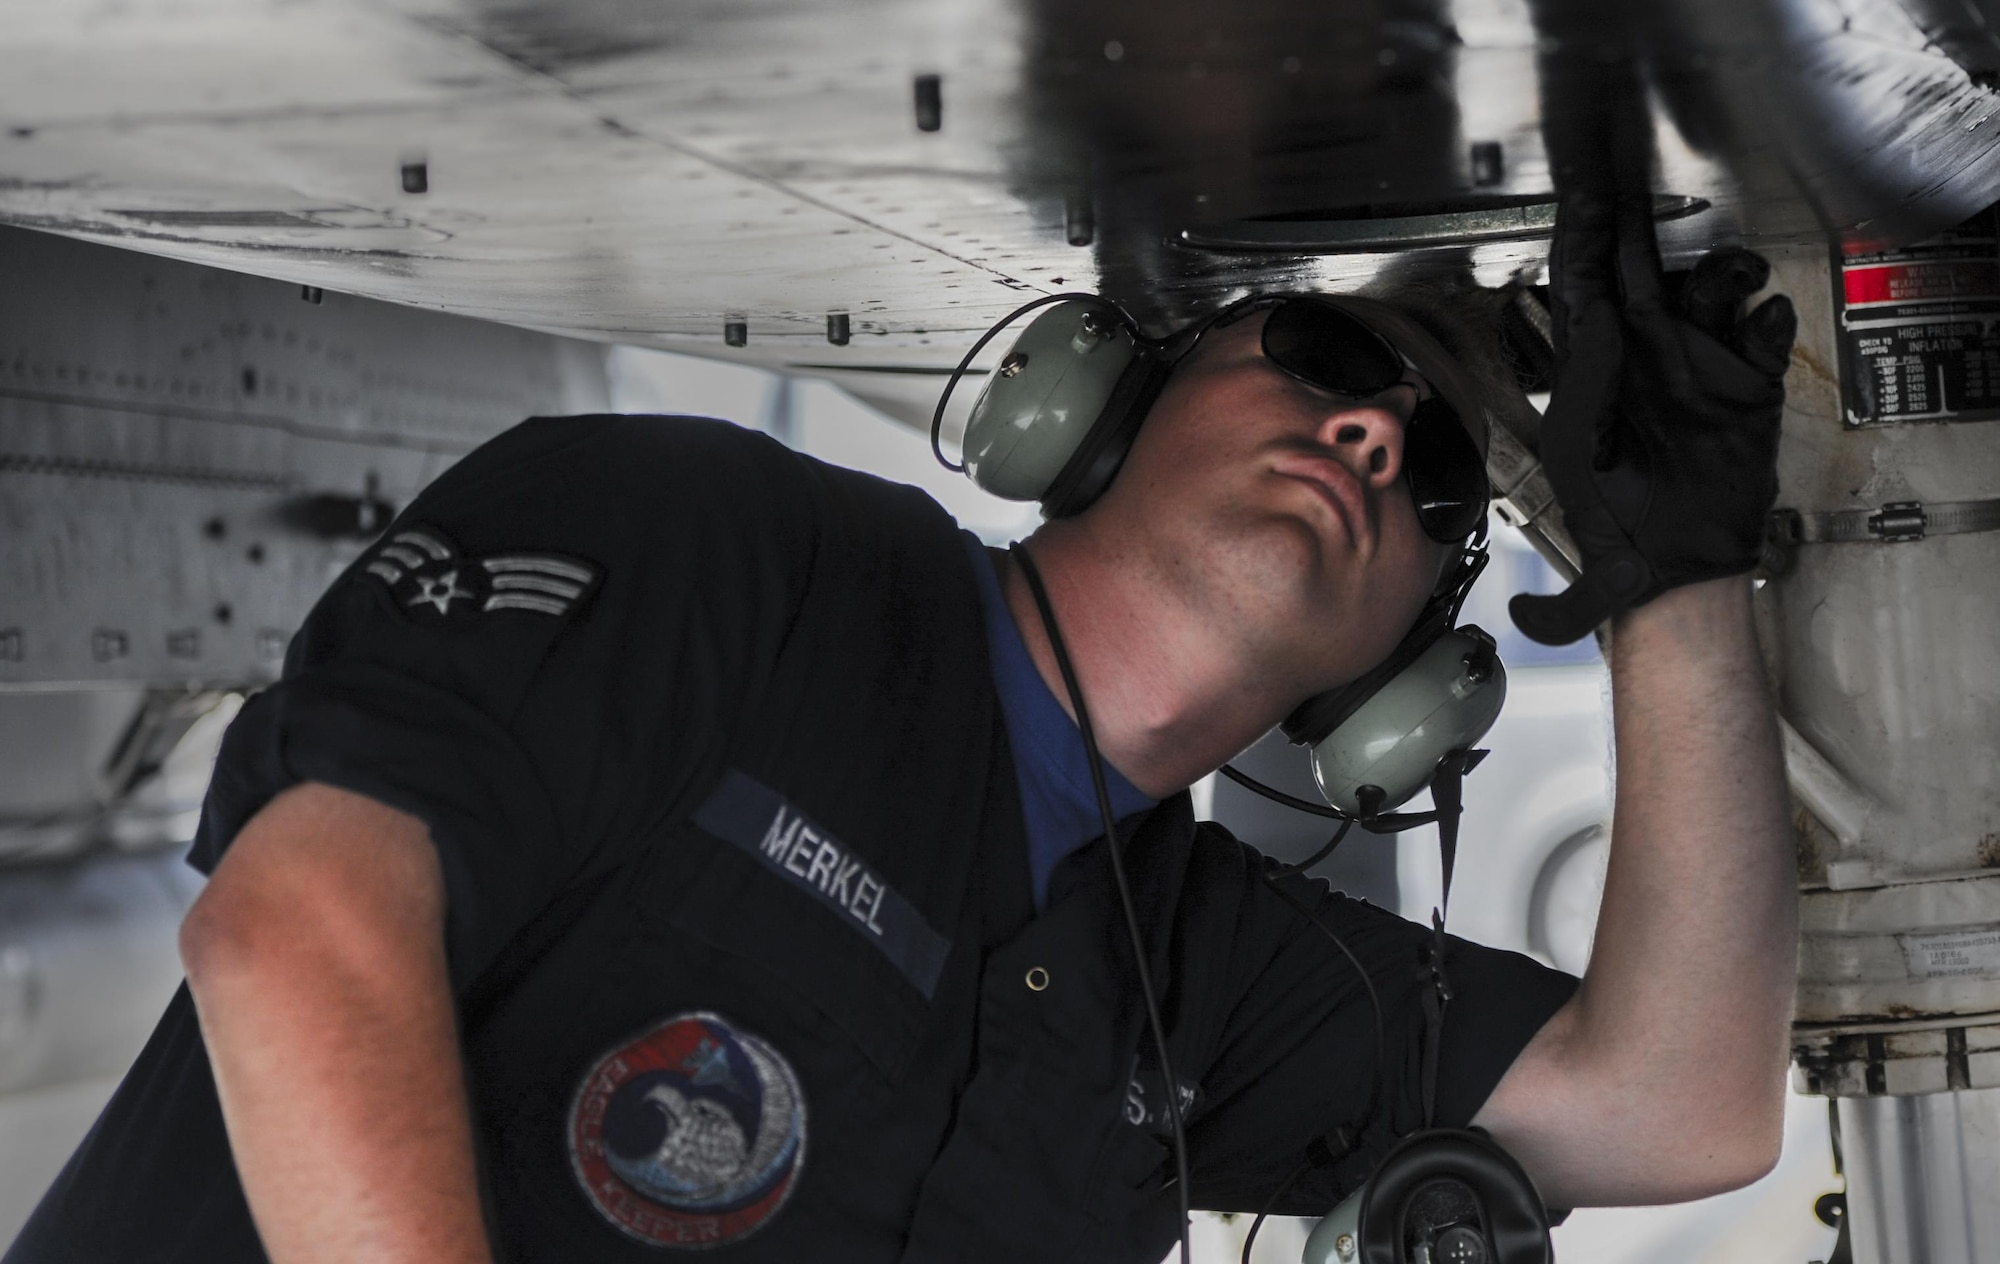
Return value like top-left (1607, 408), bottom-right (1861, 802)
top-left (693, 769), bottom-right (951, 998)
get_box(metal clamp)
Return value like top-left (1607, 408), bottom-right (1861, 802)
top-left (1768, 497), bottom-right (2000, 548)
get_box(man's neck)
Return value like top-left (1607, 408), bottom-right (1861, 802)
top-left (1000, 524), bottom-right (1309, 799)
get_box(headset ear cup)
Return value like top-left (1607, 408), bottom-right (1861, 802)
top-left (1040, 355), bottom-right (1173, 517)
top-left (1357, 1129), bottom-right (1552, 1264)
top-left (1286, 625), bottom-right (1506, 816)
top-left (959, 301), bottom-right (1145, 503)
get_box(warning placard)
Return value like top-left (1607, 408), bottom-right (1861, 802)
top-left (1835, 206), bottom-right (2000, 427)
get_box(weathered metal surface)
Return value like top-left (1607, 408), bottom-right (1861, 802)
top-left (1755, 244), bottom-right (2000, 1027)
top-left (1837, 1086), bottom-right (2000, 1264)
top-left (1796, 876), bottom-right (2000, 1020)
top-left (1797, 1017), bottom-right (2000, 1097)
top-left (0, 226), bottom-right (609, 686)
top-left (0, 0), bottom-right (1998, 429)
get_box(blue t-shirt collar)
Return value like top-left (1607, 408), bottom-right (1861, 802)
top-left (961, 532), bottom-right (1156, 910)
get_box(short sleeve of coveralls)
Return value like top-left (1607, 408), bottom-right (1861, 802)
top-left (1172, 826), bottom-right (1580, 1214)
top-left (191, 415), bottom-right (818, 990)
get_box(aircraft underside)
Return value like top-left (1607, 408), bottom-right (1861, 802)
top-left (2, 0), bottom-right (1999, 1258)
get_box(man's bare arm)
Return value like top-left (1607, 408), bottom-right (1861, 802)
top-left (1472, 576), bottom-right (1797, 1207)
top-left (179, 781), bottom-right (495, 1264)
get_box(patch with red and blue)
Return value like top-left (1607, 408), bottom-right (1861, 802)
top-left (568, 1012), bottom-right (807, 1250)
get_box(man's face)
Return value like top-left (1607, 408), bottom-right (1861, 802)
top-left (1086, 308), bottom-right (1454, 692)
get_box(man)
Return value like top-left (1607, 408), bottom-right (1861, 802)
top-left (9, 189), bottom-right (1798, 1263)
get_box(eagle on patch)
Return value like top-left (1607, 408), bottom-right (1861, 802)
top-left (569, 1012), bottom-right (808, 1249)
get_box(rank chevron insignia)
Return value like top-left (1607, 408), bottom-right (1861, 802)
top-left (363, 526), bottom-right (599, 621)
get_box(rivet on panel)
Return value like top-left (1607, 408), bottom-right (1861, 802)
top-left (913, 73), bottom-right (943, 132)
top-left (1065, 194), bottom-right (1095, 247)
top-left (1025, 966), bottom-right (1051, 991)
top-left (1470, 141), bottom-right (1505, 187)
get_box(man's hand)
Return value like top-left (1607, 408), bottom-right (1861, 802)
top-left (180, 782), bottom-right (495, 1264)
top-left (1509, 187), bottom-right (1798, 646)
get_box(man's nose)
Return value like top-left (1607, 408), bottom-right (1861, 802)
top-left (1318, 394), bottom-right (1409, 490)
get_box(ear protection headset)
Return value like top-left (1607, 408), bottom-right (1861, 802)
top-left (931, 294), bottom-right (1170, 515)
top-left (931, 292), bottom-right (1508, 817)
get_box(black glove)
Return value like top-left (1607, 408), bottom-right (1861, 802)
top-left (1508, 189), bottom-right (1798, 646)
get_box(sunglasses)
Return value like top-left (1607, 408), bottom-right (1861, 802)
top-left (1210, 297), bottom-right (1491, 543)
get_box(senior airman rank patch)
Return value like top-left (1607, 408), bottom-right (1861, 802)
top-left (568, 1012), bottom-right (807, 1250)
top-left (361, 525), bottom-right (598, 623)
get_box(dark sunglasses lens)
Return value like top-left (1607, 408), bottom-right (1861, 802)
top-left (1406, 398), bottom-right (1488, 542)
top-left (1261, 301), bottom-right (1406, 397)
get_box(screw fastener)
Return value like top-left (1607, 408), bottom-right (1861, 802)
top-left (913, 74), bottom-right (943, 132)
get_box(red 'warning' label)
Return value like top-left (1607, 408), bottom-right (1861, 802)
top-left (1834, 206), bottom-right (2000, 427)
top-left (1843, 260), bottom-right (2000, 306)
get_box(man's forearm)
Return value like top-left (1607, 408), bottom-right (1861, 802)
top-left (1478, 576), bottom-right (1797, 1205)
top-left (1594, 576), bottom-right (1797, 1140)
top-left (182, 783), bottom-right (495, 1264)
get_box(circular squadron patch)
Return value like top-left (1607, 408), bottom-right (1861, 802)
top-left (568, 1012), bottom-right (807, 1250)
